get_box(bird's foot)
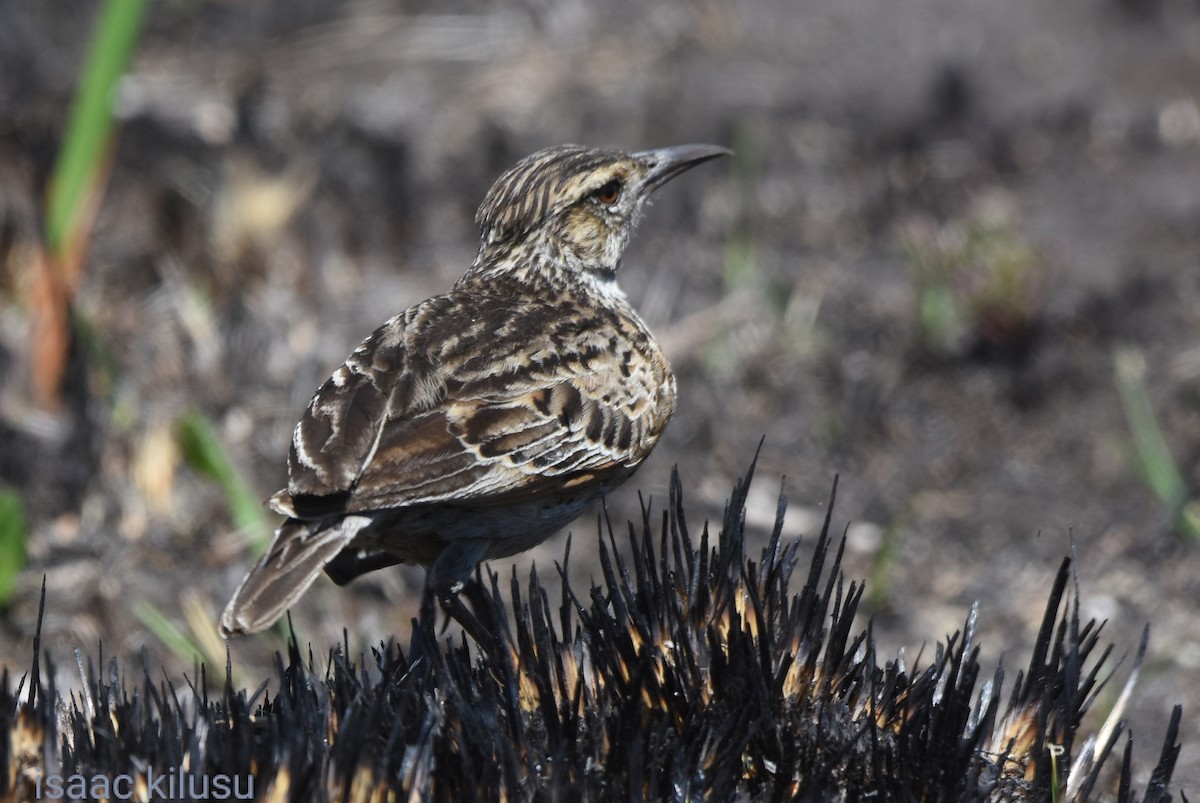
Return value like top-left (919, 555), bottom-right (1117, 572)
top-left (432, 577), bottom-right (495, 646)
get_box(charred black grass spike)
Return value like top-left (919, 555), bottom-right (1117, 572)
top-left (1, 462), bottom-right (1186, 801)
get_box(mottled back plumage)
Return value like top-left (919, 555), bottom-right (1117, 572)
top-left (221, 142), bottom-right (729, 636)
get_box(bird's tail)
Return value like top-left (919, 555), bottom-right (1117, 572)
top-left (219, 515), bottom-right (369, 637)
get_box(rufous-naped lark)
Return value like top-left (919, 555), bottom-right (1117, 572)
top-left (221, 143), bottom-right (729, 636)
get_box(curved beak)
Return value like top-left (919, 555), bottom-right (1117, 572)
top-left (633, 144), bottom-right (732, 194)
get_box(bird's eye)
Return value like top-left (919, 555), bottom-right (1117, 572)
top-left (593, 180), bottom-right (622, 205)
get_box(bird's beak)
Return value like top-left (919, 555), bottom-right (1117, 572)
top-left (633, 144), bottom-right (732, 194)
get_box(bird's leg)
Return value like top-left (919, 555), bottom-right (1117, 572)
top-left (418, 581), bottom-right (439, 634)
top-left (423, 539), bottom-right (493, 641)
top-left (407, 576), bottom-right (490, 674)
top-left (400, 581), bottom-right (439, 674)
top-left (437, 577), bottom-right (495, 645)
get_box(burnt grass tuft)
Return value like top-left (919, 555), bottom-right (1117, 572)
top-left (2, 461), bottom-right (1185, 801)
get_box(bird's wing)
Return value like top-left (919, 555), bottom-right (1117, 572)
top-left (275, 293), bottom-right (672, 518)
top-left (348, 380), bottom-right (655, 511)
top-left (277, 311), bottom-right (415, 516)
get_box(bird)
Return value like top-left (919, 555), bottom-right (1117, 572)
top-left (220, 142), bottom-right (730, 636)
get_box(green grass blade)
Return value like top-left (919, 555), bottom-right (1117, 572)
top-left (176, 412), bottom-right (272, 551)
top-left (0, 491), bottom-right (27, 606)
top-left (134, 601), bottom-right (208, 665)
top-left (1115, 347), bottom-right (1183, 501)
top-left (1114, 346), bottom-right (1200, 541)
top-left (46, 0), bottom-right (149, 255)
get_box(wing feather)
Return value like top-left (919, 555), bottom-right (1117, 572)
top-left (273, 292), bottom-right (673, 519)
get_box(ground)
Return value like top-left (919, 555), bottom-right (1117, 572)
top-left (1, 0), bottom-right (1198, 790)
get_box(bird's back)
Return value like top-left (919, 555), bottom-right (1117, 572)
top-left (275, 274), bottom-right (674, 521)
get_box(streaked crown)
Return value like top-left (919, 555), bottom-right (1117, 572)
top-left (471, 143), bottom-right (730, 279)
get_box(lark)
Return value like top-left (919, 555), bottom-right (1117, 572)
top-left (220, 143), bottom-right (729, 636)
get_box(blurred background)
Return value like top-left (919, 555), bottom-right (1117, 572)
top-left (1, 0), bottom-right (1197, 787)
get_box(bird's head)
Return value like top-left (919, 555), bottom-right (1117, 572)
top-left (472, 143), bottom-right (730, 286)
